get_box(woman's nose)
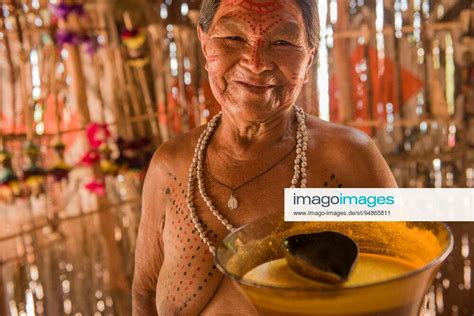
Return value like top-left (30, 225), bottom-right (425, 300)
top-left (240, 40), bottom-right (273, 74)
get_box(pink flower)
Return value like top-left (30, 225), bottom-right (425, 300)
top-left (86, 123), bottom-right (111, 149)
top-left (84, 180), bottom-right (105, 196)
top-left (80, 150), bottom-right (100, 165)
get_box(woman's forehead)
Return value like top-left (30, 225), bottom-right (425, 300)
top-left (212, 0), bottom-right (305, 28)
top-left (221, 0), bottom-right (287, 15)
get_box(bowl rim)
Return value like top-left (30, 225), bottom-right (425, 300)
top-left (214, 213), bottom-right (454, 292)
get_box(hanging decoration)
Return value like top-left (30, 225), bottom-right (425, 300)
top-left (121, 26), bottom-right (149, 68)
top-left (0, 148), bottom-right (21, 201)
top-left (49, 140), bottom-right (71, 182)
top-left (21, 141), bottom-right (47, 197)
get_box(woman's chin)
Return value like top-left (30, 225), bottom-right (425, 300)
top-left (224, 100), bottom-right (287, 120)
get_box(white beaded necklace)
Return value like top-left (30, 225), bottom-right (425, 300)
top-left (186, 106), bottom-right (308, 255)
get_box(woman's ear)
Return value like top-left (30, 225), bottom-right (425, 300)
top-left (304, 48), bottom-right (317, 83)
top-left (197, 26), bottom-right (209, 70)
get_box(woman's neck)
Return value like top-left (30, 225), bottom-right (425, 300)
top-left (210, 106), bottom-right (297, 160)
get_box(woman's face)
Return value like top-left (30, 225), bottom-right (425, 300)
top-left (198, 0), bottom-right (316, 119)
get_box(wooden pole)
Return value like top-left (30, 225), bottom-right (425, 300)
top-left (0, 30), bottom-right (4, 149)
top-left (2, 18), bottom-right (17, 135)
top-left (174, 26), bottom-right (190, 132)
top-left (63, 43), bottom-right (131, 315)
top-left (148, 24), bottom-right (170, 141)
top-left (124, 63), bottom-right (146, 137)
top-left (392, 13), bottom-right (406, 153)
top-left (421, 15), bottom-right (432, 116)
top-left (11, 6), bottom-right (34, 141)
top-left (113, 48), bottom-right (134, 139)
top-left (91, 51), bottom-right (107, 124)
top-left (96, 1), bottom-right (130, 138)
top-left (63, 44), bottom-right (91, 128)
top-left (101, 45), bottom-right (125, 135)
top-left (333, 3), bottom-right (354, 123)
top-left (0, 265), bottom-right (7, 316)
top-left (364, 38), bottom-right (376, 136)
top-left (50, 48), bottom-right (61, 137)
top-left (135, 66), bottom-right (160, 140)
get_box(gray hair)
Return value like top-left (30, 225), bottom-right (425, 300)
top-left (198, 0), bottom-right (320, 48)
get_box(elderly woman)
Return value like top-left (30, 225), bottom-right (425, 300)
top-left (132, 0), bottom-right (397, 314)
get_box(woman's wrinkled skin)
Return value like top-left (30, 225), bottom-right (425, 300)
top-left (132, 1), bottom-right (397, 315)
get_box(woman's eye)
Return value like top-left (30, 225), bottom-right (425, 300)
top-left (274, 40), bottom-right (293, 46)
top-left (225, 36), bottom-right (244, 41)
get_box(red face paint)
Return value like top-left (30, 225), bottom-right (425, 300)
top-left (232, 0), bottom-right (284, 15)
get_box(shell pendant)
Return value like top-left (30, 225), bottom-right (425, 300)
top-left (227, 194), bottom-right (239, 210)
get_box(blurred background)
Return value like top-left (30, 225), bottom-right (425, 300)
top-left (0, 0), bottom-right (473, 315)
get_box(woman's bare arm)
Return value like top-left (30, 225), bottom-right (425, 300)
top-left (132, 149), bottom-right (170, 315)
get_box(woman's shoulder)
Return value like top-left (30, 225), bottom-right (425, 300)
top-left (305, 114), bottom-right (373, 149)
top-left (304, 114), bottom-right (397, 187)
top-left (148, 125), bottom-right (207, 175)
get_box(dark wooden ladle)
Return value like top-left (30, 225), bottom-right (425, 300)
top-left (283, 231), bottom-right (359, 285)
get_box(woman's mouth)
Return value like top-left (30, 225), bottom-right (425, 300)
top-left (235, 81), bottom-right (276, 94)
